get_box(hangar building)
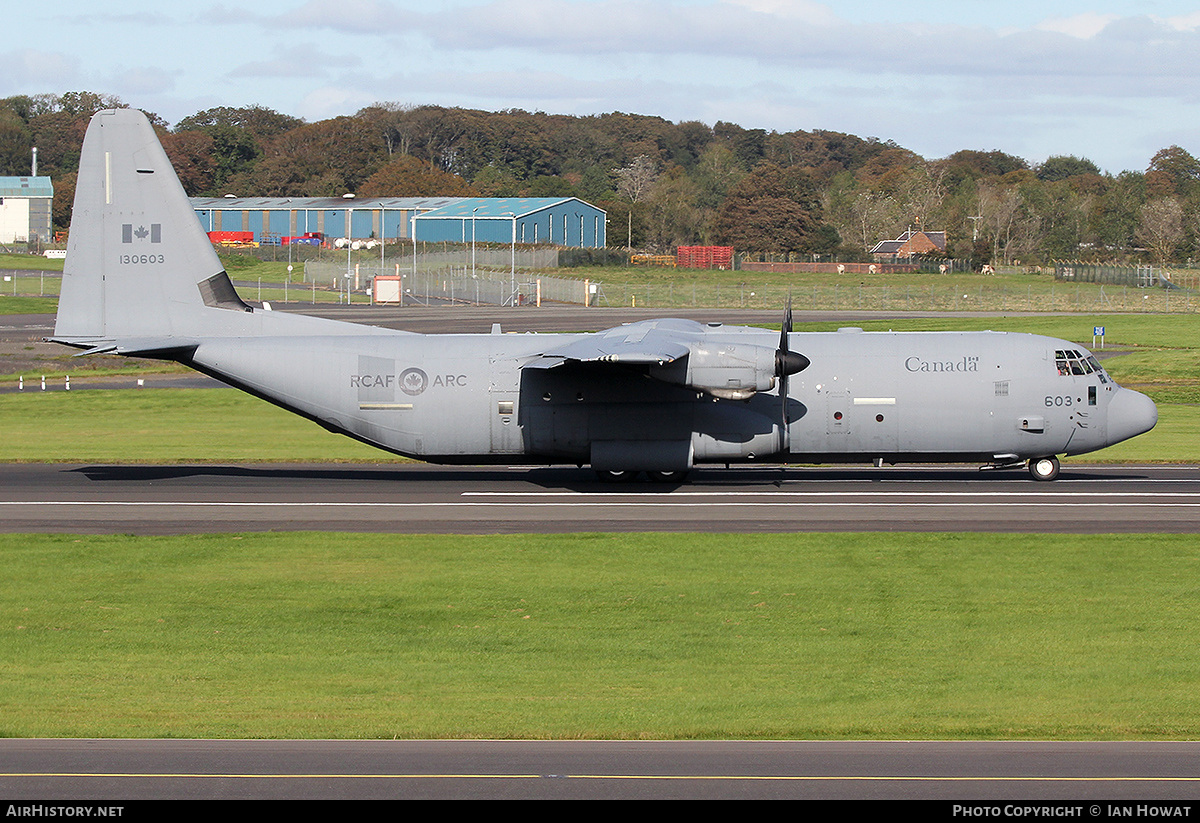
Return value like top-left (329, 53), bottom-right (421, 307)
top-left (189, 196), bottom-right (606, 247)
top-left (0, 176), bottom-right (53, 244)
top-left (413, 197), bottom-right (606, 247)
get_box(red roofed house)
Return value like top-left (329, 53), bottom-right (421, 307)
top-left (870, 229), bottom-right (947, 259)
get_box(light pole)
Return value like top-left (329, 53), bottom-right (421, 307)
top-left (346, 205), bottom-right (353, 303)
top-left (471, 206), bottom-right (481, 280)
top-left (501, 212), bottom-right (516, 306)
top-left (410, 213), bottom-right (418, 308)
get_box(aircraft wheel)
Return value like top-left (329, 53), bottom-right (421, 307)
top-left (1029, 456), bottom-right (1060, 482)
top-left (647, 470), bottom-right (689, 483)
top-left (596, 469), bottom-right (640, 482)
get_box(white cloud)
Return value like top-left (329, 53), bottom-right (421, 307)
top-left (1161, 11), bottom-right (1200, 32)
top-left (720, 0), bottom-right (837, 24)
top-left (270, 0), bottom-right (408, 31)
top-left (109, 66), bottom-right (178, 96)
top-left (296, 86), bottom-right (376, 120)
top-left (1035, 12), bottom-right (1119, 39)
top-left (0, 50), bottom-right (80, 89)
top-left (228, 44), bottom-right (360, 79)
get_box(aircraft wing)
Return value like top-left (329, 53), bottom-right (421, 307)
top-left (526, 319), bottom-right (695, 369)
top-left (525, 318), bottom-right (808, 401)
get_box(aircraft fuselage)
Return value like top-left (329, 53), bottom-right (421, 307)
top-left (186, 323), bottom-right (1154, 471)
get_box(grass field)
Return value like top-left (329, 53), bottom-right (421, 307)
top-left (0, 253), bottom-right (63, 272)
top-left (0, 388), bottom-right (403, 463)
top-left (5, 248), bottom-right (1200, 314)
top-left (0, 295), bottom-right (56, 314)
top-left (3, 531), bottom-right (1199, 739)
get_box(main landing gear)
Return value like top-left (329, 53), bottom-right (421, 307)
top-left (596, 469), bottom-right (690, 483)
top-left (1028, 455), bottom-right (1060, 481)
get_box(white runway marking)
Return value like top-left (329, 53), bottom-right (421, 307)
top-left (4, 499), bottom-right (1200, 508)
top-left (464, 490), bottom-right (1200, 499)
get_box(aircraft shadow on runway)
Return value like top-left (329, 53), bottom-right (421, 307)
top-left (67, 463), bottom-right (1149, 490)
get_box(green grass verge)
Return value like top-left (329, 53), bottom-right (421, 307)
top-left (0, 253), bottom-right (63, 272)
top-left (3, 531), bottom-right (1199, 739)
top-left (790, 314), bottom-right (1200, 405)
top-left (0, 295), bottom-right (57, 314)
top-left (792, 313), bottom-right (1200, 350)
top-left (0, 388), bottom-right (405, 463)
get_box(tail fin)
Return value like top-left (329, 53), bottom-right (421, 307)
top-left (53, 108), bottom-right (249, 348)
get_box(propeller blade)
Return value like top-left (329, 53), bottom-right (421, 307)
top-left (774, 295), bottom-right (807, 378)
top-left (776, 295), bottom-right (806, 441)
top-left (778, 294), bottom-right (792, 353)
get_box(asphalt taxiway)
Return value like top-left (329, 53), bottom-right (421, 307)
top-left (2, 463), bottom-right (1197, 534)
top-left (3, 739), bottom-right (1200, 800)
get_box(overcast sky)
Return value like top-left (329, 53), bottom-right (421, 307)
top-left (5, 0), bottom-right (1200, 174)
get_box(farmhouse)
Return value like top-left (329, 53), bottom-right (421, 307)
top-left (870, 229), bottom-right (947, 259)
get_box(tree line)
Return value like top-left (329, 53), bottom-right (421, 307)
top-left (3, 91), bottom-right (1199, 268)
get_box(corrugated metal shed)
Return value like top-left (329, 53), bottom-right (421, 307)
top-left (189, 195), bottom-right (607, 247)
top-left (413, 197), bottom-right (606, 247)
top-left (189, 196), bottom-right (469, 242)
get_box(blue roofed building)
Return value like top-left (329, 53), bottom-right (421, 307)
top-left (412, 197), bottom-right (606, 247)
top-left (189, 196), bottom-right (465, 244)
top-left (188, 195), bottom-right (607, 248)
top-left (0, 176), bottom-right (53, 244)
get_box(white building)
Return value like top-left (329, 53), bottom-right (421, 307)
top-left (0, 177), bottom-right (53, 244)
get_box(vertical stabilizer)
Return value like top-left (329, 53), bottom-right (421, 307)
top-left (54, 108), bottom-right (246, 345)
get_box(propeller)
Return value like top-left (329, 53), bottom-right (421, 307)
top-left (775, 296), bottom-right (809, 450)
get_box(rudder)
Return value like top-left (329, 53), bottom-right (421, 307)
top-left (53, 108), bottom-right (245, 345)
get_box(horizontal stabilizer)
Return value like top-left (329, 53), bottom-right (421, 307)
top-left (50, 336), bottom-right (200, 360)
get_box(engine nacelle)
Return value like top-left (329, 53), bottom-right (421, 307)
top-left (649, 343), bottom-right (779, 400)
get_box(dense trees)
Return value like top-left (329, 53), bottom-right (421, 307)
top-left (10, 93), bottom-right (1200, 265)
top-left (712, 164), bottom-right (832, 253)
top-left (358, 155), bottom-right (478, 197)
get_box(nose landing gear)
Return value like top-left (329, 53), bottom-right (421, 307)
top-left (1029, 456), bottom-right (1060, 481)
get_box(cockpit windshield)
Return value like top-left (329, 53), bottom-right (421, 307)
top-left (1055, 349), bottom-right (1109, 383)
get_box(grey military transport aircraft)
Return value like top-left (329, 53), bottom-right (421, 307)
top-left (51, 109), bottom-right (1158, 481)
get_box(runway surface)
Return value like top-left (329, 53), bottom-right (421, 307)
top-left (2, 463), bottom-right (1197, 534)
top-left (4, 739), bottom-right (1200, 800)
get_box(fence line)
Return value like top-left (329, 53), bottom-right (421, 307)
top-left (585, 281), bottom-right (1198, 313)
top-left (1054, 261), bottom-right (1163, 287)
top-left (303, 261), bottom-right (591, 306)
top-left (6, 268), bottom-right (1197, 314)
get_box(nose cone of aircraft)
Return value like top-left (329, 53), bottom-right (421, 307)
top-left (1108, 388), bottom-right (1158, 446)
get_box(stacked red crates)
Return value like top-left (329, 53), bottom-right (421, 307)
top-left (676, 246), bottom-right (733, 269)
